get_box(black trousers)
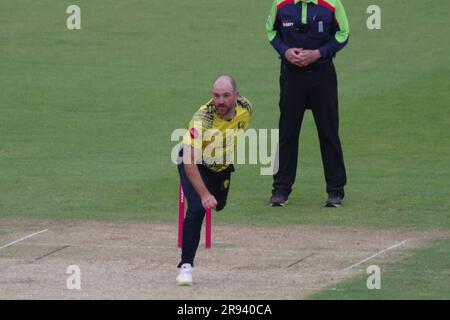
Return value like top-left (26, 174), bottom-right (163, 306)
top-left (178, 163), bottom-right (231, 267)
top-left (273, 61), bottom-right (347, 196)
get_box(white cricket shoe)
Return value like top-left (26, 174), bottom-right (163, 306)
top-left (176, 263), bottom-right (193, 286)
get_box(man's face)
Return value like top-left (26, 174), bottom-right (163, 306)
top-left (212, 80), bottom-right (239, 118)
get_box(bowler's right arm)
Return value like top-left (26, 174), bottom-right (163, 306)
top-left (183, 144), bottom-right (217, 209)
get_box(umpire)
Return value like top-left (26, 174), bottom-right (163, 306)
top-left (266, 0), bottom-right (349, 207)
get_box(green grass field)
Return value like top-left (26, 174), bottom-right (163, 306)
top-left (309, 239), bottom-right (450, 299)
top-left (1, 0), bottom-right (449, 299)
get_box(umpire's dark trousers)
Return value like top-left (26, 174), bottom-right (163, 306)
top-left (273, 60), bottom-right (347, 196)
top-left (177, 163), bottom-right (231, 267)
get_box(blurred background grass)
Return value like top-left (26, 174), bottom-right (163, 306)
top-left (0, 0), bottom-right (448, 229)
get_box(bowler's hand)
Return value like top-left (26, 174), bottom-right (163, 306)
top-left (297, 49), bottom-right (321, 67)
top-left (201, 193), bottom-right (217, 210)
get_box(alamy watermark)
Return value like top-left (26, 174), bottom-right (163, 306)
top-left (367, 5), bottom-right (381, 30)
top-left (366, 265), bottom-right (381, 290)
top-left (66, 5), bottom-right (81, 30)
top-left (171, 125), bottom-right (279, 176)
top-left (66, 5), bottom-right (381, 31)
top-left (66, 265), bottom-right (81, 290)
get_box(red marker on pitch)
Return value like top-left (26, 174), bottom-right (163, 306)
top-left (178, 181), bottom-right (212, 249)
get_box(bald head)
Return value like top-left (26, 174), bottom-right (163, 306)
top-left (211, 75), bottom-right (240, 120)
top-left (212, 75), bottom-right (237, 93)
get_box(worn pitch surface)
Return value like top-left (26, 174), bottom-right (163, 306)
top-left (0, 219), bottom-right (446, 299)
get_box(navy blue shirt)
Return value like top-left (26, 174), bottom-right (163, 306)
top-left (266, 0), bottom-right (349, 65)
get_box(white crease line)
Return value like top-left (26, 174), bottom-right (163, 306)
top-left (340, 239), bottom-right (408, 273)
top-left (0, 229), bottom-right (48, 251)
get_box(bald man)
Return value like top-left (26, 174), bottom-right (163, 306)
top-left (176, 76), bottom-right (252, 286)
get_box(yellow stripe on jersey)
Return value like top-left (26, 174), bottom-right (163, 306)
top-left (237, 96), bottom-right (252, 115)
top-left (183, 96), bottom-right (252, 172)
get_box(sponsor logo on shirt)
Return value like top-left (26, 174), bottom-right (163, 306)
top-left (189, 128), bottom-right (198, 139)
top-left (282, 19), bottom-right (294, 27)
top-left (318, 21), bottom-right (324, 33)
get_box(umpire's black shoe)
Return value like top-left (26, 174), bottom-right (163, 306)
top-left (325, 191), bottom-right (345, 208)
top-left (270, 193), bottom-right (288, 207)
